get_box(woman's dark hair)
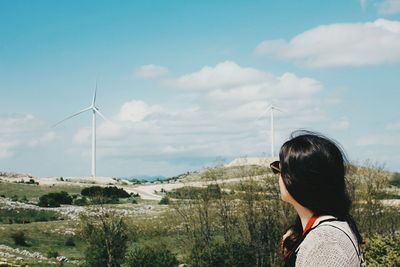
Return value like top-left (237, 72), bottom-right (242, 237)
top-left (279, 130), bottom-right (362, 258)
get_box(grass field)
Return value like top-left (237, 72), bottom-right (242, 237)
top-left (0, 165), bottom-right (399, 266)
top-left (0, 182), bottom-right (87, 201)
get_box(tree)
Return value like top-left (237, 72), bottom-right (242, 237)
top-left (124, 244), bottom-right (178, 267)
top-left (80, 208), bottom-right (129, 267)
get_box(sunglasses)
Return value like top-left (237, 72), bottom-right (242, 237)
top-left (270, 160), bottom-right (281, 174)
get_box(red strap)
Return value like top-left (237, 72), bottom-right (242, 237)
top-left (303, 215), bottom-right (318, 235)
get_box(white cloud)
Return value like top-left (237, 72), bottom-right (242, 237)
top-left (0, 113), bottom-right (43, 134)
top-left (378, 0), bottom-right (400, 14)
top-left (61, 62), bottom-right (353, 176)
top-left (75, 62), bottom-right (336, 165)
top-left (0, 113), bottom-right (49, 158)
top-left (28, 131), bottom-right (57, 147)
top-left (385, 121), bottom-right (400, 130)
top-left (73, 128), bottom-right (91, 145)
top-left (163, 61), bottom-right (270, 89)
top-left (0, 139), bottom-right (20, 159)
top-left (356, 134), bottom-right (400, 146)
top-left (255, 19), bottom-right (400, 67)
top-left (134, 64), bottom-right (168, 78)
top-left (330, 117), bottom-right (350, 130)
top-left (116, 100), bottom-right (162, 122)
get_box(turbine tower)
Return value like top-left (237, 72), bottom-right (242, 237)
top-left (54, 84), bottom-right (108, 178)
top-left (257, 104), bottom-right (283, 157)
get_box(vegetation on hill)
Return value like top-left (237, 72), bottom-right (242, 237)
top-left (0, 209), bottom-right (60, 224)
top-left (0, 162), bottom-right (399, 266)
top-left (167, 184), bottom-right (223, 200)
top-left (125, 243), bottom-right (178, 267)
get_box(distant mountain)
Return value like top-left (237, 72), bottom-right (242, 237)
top-left (120, 175), bottom-right (167, 182)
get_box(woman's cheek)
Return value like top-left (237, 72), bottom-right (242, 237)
top-left (279, 175), bottom-right (291, 202)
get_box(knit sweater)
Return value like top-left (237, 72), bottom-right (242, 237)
top-left (295, 220), bottom-right (361, 267)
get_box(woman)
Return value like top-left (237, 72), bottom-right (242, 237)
top-left (270, 131), bottom-right (364, 267)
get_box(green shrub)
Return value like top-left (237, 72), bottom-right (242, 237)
top-left (159, 196), bottom-right (170, 205)
top-left (73, 196), bottom-right (88, 206)
top-left (38, 191), bottom-right (72, 207)
top-left (10, 231), bottom-right (28, 246)
top-left (26, 178), bottom-right (36, 184)
top-left (167, 184), bottom-right (222, 200)
top-left (124, 244), bottom-right (178, 267)
top-left (47, 250), bottom-right (59, 258)
top-left (0, 209), bottom-right (59, 224)
top-left (389, 172), bottom-right (400, 187)
top-left (81, 186), bottom-right (130, 198)
top-left (364, 234), bottom-right (400, 267)
top-left (65, 236), bottom-right (75, 247)
top-left (190, 239), bottom-right (256, 267)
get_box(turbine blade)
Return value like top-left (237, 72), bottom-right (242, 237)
top-left (255, 103), bottom-right (272, 121)
top-left (92, 83), bottom-right (97, 107)
top-left (256, 109), bottom-right (269, 121)
top-left (52, 107), bottom-right (92, 127)
top-left (273, 106), bottom-right (285, 113)
top-left (94, 107), bottom-right (111, 123)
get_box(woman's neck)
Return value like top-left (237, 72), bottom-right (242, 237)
top-left (292, 202), bottom-right (337, 230)
top-left (293, 202), bottom-right (314, 230)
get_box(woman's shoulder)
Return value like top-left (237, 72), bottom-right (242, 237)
top-left (296, 221), bottom-right (360, 267)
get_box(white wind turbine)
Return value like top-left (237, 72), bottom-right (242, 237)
top-left (54, 84), bottom-right (108, 178)
top-left (257, 104), bottom-right (284, 157)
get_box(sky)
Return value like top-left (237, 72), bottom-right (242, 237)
top-left (0, 0), bottom-right (399, 178)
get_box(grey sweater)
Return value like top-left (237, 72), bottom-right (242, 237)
top-left (295, 220), bottom-right (362, 267)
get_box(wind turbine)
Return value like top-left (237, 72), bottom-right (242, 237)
top-left (257, 104), bottom-right (283, 157)
top-left (54, 84), bottom-right (108, 178)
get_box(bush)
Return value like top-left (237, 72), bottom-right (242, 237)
top-left (73, 196), bottom-right (88, 206)
top-left (364, 234), bottom-right (400, 267)
top-left (0, 209), bottom-right (59, 224)
top-left (38, 191), bottom-right (72, 207)
top-left (191, 239), bottom-right (256, 267)
top-left (168, 184), bottom-right (222, 200)
top-left (26, 178), bottom-right (36, 184)
top-left (159, 196), bottom-right (170, 205)
top-left (389, 172), bottom-right (400, 188)
top-left (124, 244), bottom-right (178, 267)
top-left (47, 250), bottom-right (59, 258)
top-left (65, 236), bottom-right (75, 247)
top-left (10, 231), bottom-right (28, 246)
top-left (81, 186), bottom-right (130, 198)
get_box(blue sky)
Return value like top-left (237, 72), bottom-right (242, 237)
top-left (1, 0), bottom-right (399, 177)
